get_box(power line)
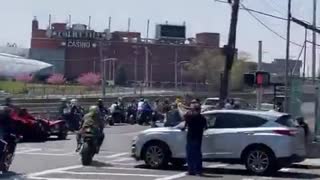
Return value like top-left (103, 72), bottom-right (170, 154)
top-left (240, 3), bottom-right (304, 47)
top-left (214, 0), bottom-right (287, 21)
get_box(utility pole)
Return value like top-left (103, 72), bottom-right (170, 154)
top-left (284, 0), bottom-right (292, 112)
top-left (303, 28), bottom-right (307, 80)
top-left (133, 45), bottom-right (138, 82)
top-left (99, 42), bottom-right (106, 98)
top-left (257, 41), bottom-right (263, 110)
top-left (174, 48), bottom-right (178, 89)
top-left (312, 0), bottom-right (317, 82)
top-left (220, 0), bottom-right (240, 102)
top-left (144, 46), bottom-right (149, 86)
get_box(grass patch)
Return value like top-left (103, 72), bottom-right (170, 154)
top-left (0, 81), bottom-right (25, 94)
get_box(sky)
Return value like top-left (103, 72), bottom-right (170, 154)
top-left (0, 0), bottom-right (318, 75)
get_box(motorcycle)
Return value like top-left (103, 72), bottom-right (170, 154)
top-left (79, 127), bottom-right (100, 165)
top-left (137, 110), bottom-right (153, 125)
top-left (0, 133), bottom-right (19, 172)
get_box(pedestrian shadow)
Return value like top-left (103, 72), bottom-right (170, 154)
top-left (134, 164), bottom-right (187, 171)
top-left (204, 167), bottom-right (320, 179)
top-left (0, 172), bottom-right (23, 179)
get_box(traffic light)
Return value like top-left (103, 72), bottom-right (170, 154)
top-left (243, 71), bottom-right (270, 87)
top-left (255, 71), bottom-right (270, 86)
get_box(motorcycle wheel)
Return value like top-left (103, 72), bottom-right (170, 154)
top-left (0, 148), bottom-right (14, 172)
top-left (81, 142), bottom-right (94, 166)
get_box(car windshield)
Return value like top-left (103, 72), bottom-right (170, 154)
top-left (275, 115), bottom-right (298, 127)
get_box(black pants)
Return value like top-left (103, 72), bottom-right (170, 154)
top-left (186, 138), bottom-right (203, 174)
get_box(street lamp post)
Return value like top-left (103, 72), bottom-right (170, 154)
top-left (178, 61), bottom-right (190, 87)
top-left (150, 63), bottom-right (159, 88)
top-left (174, 61), bottom-right (190, 88)
top-left (101, 58), bottom-right (117, 98)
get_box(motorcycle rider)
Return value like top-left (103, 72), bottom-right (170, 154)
top-left (117, 97), bottom-right (126, 122)
top-left (110, 101), bottom-right (122, 123)
top-left (69, 99), bottom-right (84, 131)
top-left (97, 99), bottom-right (109, 116)
top-left (76, 106), bottom-right (104, 152)
top-left (140, 99), bottom-right (153, 125)
top-left (126, 99), bottom-right (137, 123)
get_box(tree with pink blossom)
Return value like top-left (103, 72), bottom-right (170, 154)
top-left (47, 73), bottom-right (66, 85)
top-left (15, 74), bottom-right (33, 83)
top-left (77, 72), bottom-right (101, 89)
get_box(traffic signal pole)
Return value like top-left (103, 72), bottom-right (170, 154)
top-left (257, 41), bottom-right (263, 110)
top-left (284, 0), bottom-right (292, 112)
top-left (220, 0), bottom-right (240, 103)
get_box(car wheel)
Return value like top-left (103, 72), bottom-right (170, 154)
top-left (143, 142), bottom-right (169, 169)
top-left (244, 147), bottom-right (277, 175)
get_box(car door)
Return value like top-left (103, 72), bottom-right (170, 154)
top-left (203, 113), bottom-right (268, 159)
top-left (202, 113), bottom-right (238, 159)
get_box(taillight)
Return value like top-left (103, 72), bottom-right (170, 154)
top-left (273, 129), bottom-right (297, 136)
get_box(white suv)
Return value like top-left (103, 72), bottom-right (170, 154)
top-left (131, 110), bottom-right (306, 175)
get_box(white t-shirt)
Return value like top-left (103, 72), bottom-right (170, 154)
top-left (138, 101), bottom-right (144, 111)
top-left (110, 104), bottom-right (117, 113)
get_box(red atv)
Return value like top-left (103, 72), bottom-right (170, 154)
top-left (10, 108), bottom-right (68, 141)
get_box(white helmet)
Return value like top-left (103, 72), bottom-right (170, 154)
top-left (70, 99), bottom-right (78, 106)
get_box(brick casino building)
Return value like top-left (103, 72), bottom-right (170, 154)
top-left (29, 17), bottom-right (221, 85)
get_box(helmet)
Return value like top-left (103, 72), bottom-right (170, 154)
top-left (61, 97), bottom-right (67, 102)
top-left (70, 99), bottom-right (77, 103)
top-left (89, 105), bottom-right (98, 113)
top-left (70, 99), bottom-right (78, 106)
top-left (98, 99), bottom-right (103, 102)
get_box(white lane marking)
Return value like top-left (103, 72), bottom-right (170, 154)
top-left (207, 164), bottom-right (228, 168)
top-left (22, 152), bottom-right (76, 156)
top-left (100, 166), bottom-right (158, 171)
top-left (111, 157), bottom-right (133, 162)
top-left (57, 171), bottom-right (166, 178)
top-left (280, 168), bottom-right (291, 172)
top-left (155, 172), bottom-right (187, 180)
top-left (29, 177), bottom-right (107, 180)
top-left (110, 162), bottom-right (140, 166)
top-left (155, 164), bottom-right (228, 180)
top-left (27, 165), bottom-right (82, 178)
top-left (16, 148), bottom-right (42, 154)
top-left (104, 152), bottom-right (129, 158)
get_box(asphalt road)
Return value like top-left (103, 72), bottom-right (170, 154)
top-left (2, 124), bottom-right (320, 180)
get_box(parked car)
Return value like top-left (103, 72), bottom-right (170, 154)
top-left (201, 97), bottom-right (220, 112)
top-left (201, 97), bottom-right (254, 112)
top-left (131, 110), bottom-right (306, 175)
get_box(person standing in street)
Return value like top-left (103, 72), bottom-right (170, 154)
top-left (183, 102), bottom-right (207, 176)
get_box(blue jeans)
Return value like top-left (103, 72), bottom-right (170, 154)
top-left (186, 138), bottom-right (202, 174)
